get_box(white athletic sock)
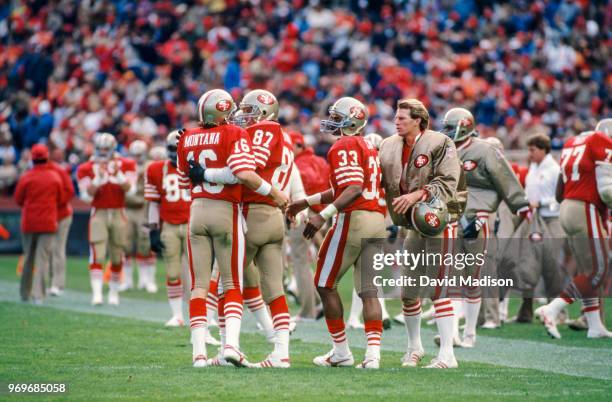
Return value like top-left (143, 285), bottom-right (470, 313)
top-left (169, 297), bottom-right (183, 320)
top-left (191, 327), bottom-right (207, 358)
top-left (434, 298), bottom-right (455, 361)
top-left (583, 298), bottom-right (605, 332)
top-left (223, 299), bottom-right (243, 349)
top-left (244, 292), bottom-right (274, 339)
top-left (463, 298), bottom-right (481, 338)
top-left (348, 288), bottom-right (363, 323)
top-left (90, 270), bottom-right (103, 300)
top-left (122, 265), bottom-right (133, 287)
top-left (452, 298), bottom-right (463, 339)
top-left (403, 300), bottom-right (423, 352)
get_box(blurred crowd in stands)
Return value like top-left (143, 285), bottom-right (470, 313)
top-left (0, 0), bottom-right (609, 194)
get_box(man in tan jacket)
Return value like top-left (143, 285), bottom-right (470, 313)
top-left (379, 99), bottom-right (461, 369)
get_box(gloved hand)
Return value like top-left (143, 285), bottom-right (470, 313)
top-left (188, 159), bottom-right (205, 185)
top-left (109, 169), bottom-right (127, 185)
top-left (150, 229), bottom-right (165, 254)
top-left (461, 217), bottom-right (483, 239)
top-left (92, 165), bottom-right (109, 187)
top-left (386, 225), bottom-right (399, 240)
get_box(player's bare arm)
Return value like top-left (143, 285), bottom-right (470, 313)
top-left (235, 169), bottom-right (289, 209)
top-left (303, 185), bottom-right (361, 239)
top-left (286, 189), bottom-right (334, 220)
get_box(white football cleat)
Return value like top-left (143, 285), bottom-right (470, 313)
top-left (207, 354), bottom-right (233, 367)
top-left (347, 319), bottom-right (364, 329)
top-left (434, 334), bottom-right (462, 347)
top-left (91, 293), bottom-right (103, 306)
top-left (392, 313), bottom-right (405, 325)
top-left (587, 328), bottom-right (612, 338)
top-left (145, 282), bottom-right (158, 294)
top-left (535, 306), bottom-right (561, 339)
top-left (193, 355), bottom-right (207, 368)
top-left (312, 349), bottom-right (354, 367)
top-left (401, 349), bottom-right (425, 368)
top-left (481, 320), bottom-right (499, 329)
top-left (356, 357), bottom-right (380, 369)
top-left (288, 320), bottom-right (297, 334)
top-left (424, 356), bottom-right (458, 369)
top-left (165, 316), bottom-right (184, 327)
top-left (108, 290), bottom-right (120, 306)
top-left (223, 345), bottom-right (249, 367)
top-left (205, 331), bottom-right (221, 346)
top-left (118, 282), bottom-right (133, 292)
top-left (49, 286), bottom-right (63, 297)
top-left (250, 354), bottom-right (291, 368)
top-left (461, 334), bottom-right (476, 348)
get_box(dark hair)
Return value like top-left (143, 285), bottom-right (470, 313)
top-left (526, 133), bottom-right (551, 153)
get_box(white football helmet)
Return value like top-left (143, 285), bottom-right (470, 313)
top-left (320, 97), bottom-right (368, 136)
top-left (197, 89), bottom-right (236, 126)
top-left (94, 133), bottom-right (117, 161)
top-left (128, 140), bottom-right (148, 164)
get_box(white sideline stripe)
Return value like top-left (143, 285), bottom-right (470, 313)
top-left (0, 279), bottom-right (609, 381)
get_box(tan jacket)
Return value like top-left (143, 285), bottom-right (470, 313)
top-left (457, 137), bottom-right (528, 220)
top-left (379, 130), bottom-right (461, 226)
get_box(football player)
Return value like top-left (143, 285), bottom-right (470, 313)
top-left (378, 98), bottom-right (461, 369)
top-left (77, 133), bottom-right (137, 305)
top-left (176, 89), bottom-right (288, 368)
top-left (288, 97), bottom-right (387, 369)
top-left (123, 140), bottom-right (157, 293)
top-left (535, 121), bottom-right (612, 339)
top-left (145, 131), bottom-right (191, 326)
top-left (347, 133), bottom-right (392, 330)
top-left (191, 90), bottom-right (294, 367)
top-left (441, 108), bottom-right (530, 347)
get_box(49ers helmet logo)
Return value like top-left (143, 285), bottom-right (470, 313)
top-left (414, 154), bottom-right (429, 168)
top-left (257, 94), bottom-right (275, 105)
top-left (463, 160), bottom-right (478, 171)
top-left (350, 106), bottom-right (365, 120)
top-left (424, 212), bottom-right (441, 228)
top-left (216, 100), bottom-right (232, 111)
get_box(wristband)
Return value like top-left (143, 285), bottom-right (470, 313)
top-left (255, 180), bottom-right (272, 196)
top-left (319, 204), bottom-right (338, 220)
top-left (306, 193), bottom-right (322, 206)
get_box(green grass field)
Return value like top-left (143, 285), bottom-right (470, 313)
top-left (0, 256), bottom-right (611, 401)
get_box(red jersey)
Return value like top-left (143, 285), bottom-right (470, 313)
top-left (242, 121), bottom-right (294, 206)
top-left (76, 156), bottom-right (137, 209)
top-left (560, 131), bottom-right (612, 215)
top-left (145, 160), bottom-right (191, 225)
top-left (176, 124), bottom-right (256, 203)
top-left (327, 136), bottom-right (385, 214)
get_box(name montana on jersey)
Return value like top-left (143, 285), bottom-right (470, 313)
top-left (183, 132), bottom-right (221, 148)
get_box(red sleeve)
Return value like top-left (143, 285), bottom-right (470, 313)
top-left (76, 163), bottom-right (92, 180)
top-left (226, 128), bottom-right (257, 175)
top-left (145, 163), bottom-right (162, 201)
top-left (329, 141), bottom-right (365, 189)
top-left (592, 132), bottom-right (612, 163)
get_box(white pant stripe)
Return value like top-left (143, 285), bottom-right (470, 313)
top-left (318, 213), bottom-right (346, 287)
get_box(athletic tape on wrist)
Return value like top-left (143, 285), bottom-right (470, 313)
top-left (255, 180), bottom-right (272, 196)
top-left (319, 204), bottom-right (338, 220)
top-left (306, 193), bottom-right (322, 206)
